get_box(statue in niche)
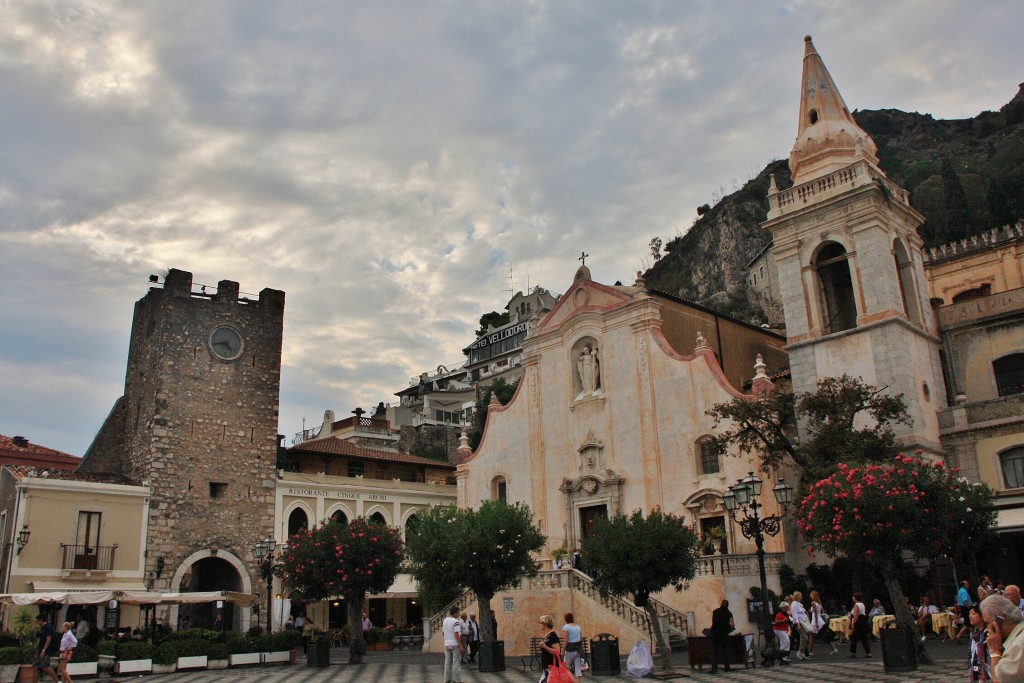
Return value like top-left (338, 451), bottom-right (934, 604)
top-left (576, 344), bottom-right (601, 397)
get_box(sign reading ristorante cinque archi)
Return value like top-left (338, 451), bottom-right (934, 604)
top-left (286, 487), bottom-right (388, 501)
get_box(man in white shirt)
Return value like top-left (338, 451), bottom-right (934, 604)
top-left (442, 606), bottom-right (464, 683)
top-left (917, 595), bottom-right (938, 639)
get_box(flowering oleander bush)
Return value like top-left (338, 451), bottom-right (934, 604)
top-left (279, 517), bottom-right (404, 602)
top-left (278, 516), bottom-right (403, 664)
top-left (797, 452), bottom-right (995, 561)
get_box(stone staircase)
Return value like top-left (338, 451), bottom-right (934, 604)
top-left (422, 569), bottom-right (689, 653)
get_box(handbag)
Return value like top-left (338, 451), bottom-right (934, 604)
top-left (547, 652), bottom-right (574, 683)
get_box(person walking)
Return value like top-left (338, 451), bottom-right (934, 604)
top-left (969, 604), bottom-right (991, 682)
top-left (35, 614), bottom-right (59, 683)
top-left (709, 599), bottom-right (734, 673)
top-left (773, 601), bottom-right (792, 664)
top-left (459, 612), bottom-right (471, 663)
top-left (562, 612), bottom-right (584, 682)
top-left (807, 590), bottom-right (829, 657)
top-left (467, 614), bottom-right (480, 664)
top-left (443, 606), bottom-right (465, 683)
top-left (537, 615), bottom-right (561, 683)
top-left (790, 591), bottom-right (811, 658)
top-left (848, 593), bottom-right (872, 658)
top-left (58, 621), bottom-right (77, 683)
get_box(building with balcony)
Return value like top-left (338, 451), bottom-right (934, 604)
top-left (926, 223), bottom-right (1024, 578)
top-left (0, 466), bottom-right (151, 630)
top-left (463, 287), bottom-right (559, 385)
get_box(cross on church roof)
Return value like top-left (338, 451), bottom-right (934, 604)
top-left (579, 251), bottom-right (589, 266)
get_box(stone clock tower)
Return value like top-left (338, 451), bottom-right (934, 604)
top-left (762, 37), bottom-right (945, 454)
top-left (81, 268), bottom-right (285, 627)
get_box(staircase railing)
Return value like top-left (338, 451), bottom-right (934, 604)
top-left (567, 568), bottom-right (690, 639)
top-left (425, 588), bottom-right (474, 644)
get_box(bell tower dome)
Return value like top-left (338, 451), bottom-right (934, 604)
top-left (763, 37), bottom-right (945, 456)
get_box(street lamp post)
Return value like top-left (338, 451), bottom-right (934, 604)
top-left (252, 537), bottom-right (277, 635)
top-left (722, 472), bottom-right (793, 665)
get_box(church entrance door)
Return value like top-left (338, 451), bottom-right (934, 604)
top-left (579, 505), bottom-right (608, 539)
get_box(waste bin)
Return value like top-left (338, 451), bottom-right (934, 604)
top-left (306, 634), bottom-right (330, 668)
top-left (879, 624), bottom-right (917, 673)
top-left (590, 633), bottom-right (620, 676)
top-left (479, 640), bottom-right (505, 672)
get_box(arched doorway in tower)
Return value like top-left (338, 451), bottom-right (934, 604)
top-left (178, 556), bottom-right (243, 631)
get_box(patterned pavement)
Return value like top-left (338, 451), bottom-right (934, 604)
top-left (102, 645), bottom-right (968, 683)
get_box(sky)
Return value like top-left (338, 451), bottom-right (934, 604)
top-left (1, 1), bottom-right (1021, 456)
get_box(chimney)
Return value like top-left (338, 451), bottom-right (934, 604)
top-left (12, 436), bottom-right (29, 448)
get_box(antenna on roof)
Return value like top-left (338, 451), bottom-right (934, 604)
top-left (504, 262), bottom-right (517, 297)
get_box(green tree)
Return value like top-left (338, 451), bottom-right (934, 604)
top-left (649, 237), bottom-right (663, 262)
top-left (706, 374), bottom-right (911, 484)
top-left (582, 509), bottom-right (699, 671)
top-left (405, 500), bottom-right (545, 643)
top-left (475, 311), bottom-right (510, 338)
top-left (278, 518), bottom-right (404, 664)
top-left (798, 455), bottom-right (994, 663)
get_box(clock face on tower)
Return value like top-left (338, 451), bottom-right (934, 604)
top-left (209, 325), bottom-right (243, 361)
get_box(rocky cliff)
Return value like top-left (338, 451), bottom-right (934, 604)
top-left (645, 83), bottom-right (1024, 322)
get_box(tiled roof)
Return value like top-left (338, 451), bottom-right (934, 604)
top-left (0, 434), bottom-right (81, 462)
top-left (289, 437), bottom-right (456, 469)
top-left (4, 465), bottom-right (126, 485)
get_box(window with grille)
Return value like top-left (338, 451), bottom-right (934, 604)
top-left (699, 439), bottom-right (720, 475)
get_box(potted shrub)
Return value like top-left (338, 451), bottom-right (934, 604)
top-left (283, 629), bottom-right (301, 664)
top-left (65, 643), bottom-right (99, 677)
top-left (12, 607), bottom-right (38, 683)
top-left (263, 632), bottom-right (292, 664)
top-left (172, 638), bottom-right (208, 670)
top-left (0, 645), bottom-right (22, 683)
top-left (550, 545), bottom-right (570, 568)
top-left (207, 642), bottom-right (229, 669)
top-left (152, 642), bottom-right (177, 674)
top-left (114, 640), bottom-right (153, 674)
top-left (97, 639), bottom-right (116, 674)
top-left (227, 635), bottom-right (260, 667)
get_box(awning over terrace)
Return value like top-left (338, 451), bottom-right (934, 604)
top-left (0, 590), bottom-right (257, 607)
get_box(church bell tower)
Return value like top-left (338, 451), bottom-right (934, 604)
top-left (762, 36), bottom-right (945, 454)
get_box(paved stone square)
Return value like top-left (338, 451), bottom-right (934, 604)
top-left (104, 644), bottom-right (968, 683)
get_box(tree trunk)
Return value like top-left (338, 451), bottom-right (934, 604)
top-left (881, 564), bottom-right (933, 665)
top-left (641, 601), bottom-right (674, 671)
top-left (474, 590), bottom-right (495, 642)
top-left (347, 594), bottom-right (367, 664)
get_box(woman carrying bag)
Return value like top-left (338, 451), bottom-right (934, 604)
top-left (538, 615), bottom-right (573, 683)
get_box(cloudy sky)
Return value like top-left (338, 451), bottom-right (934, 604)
top-left (1, 1), bottom-right (1020, 456)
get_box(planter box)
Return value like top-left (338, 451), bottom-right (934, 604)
top-left (66, 661), bottom-right (99, 676)
top-left (263, 650), bottom-right (292, 664)
top-left (115, 659), bottom-right (152, 674)
top-left (176, 655), bottom-right (208, 669)
top-left (152, 663), bottom-right (177, 674)
top-left (208, 658), bottom-right (229, 670)
top-left (230, 652), bottom-right (261, 667)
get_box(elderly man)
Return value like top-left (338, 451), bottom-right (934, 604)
top-left (982, 594), bottom-right (1024, 683)
top-left (1007, 585), bottom-right (1024, 616)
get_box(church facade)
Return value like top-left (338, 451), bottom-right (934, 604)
top-left (456, 269), bottom-right (790, 652)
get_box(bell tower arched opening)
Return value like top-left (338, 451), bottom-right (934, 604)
top-left (814, 241), bottom-right (857, 334)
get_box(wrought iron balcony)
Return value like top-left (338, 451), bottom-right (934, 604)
top-left (60, 544), bottom-right (118, 571)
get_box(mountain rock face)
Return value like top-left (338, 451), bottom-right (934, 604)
top-left (645, 85), bottom-right (1024, 321)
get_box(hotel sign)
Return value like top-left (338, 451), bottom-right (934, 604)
top-left (468, 322), bottom-right (527, 351)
